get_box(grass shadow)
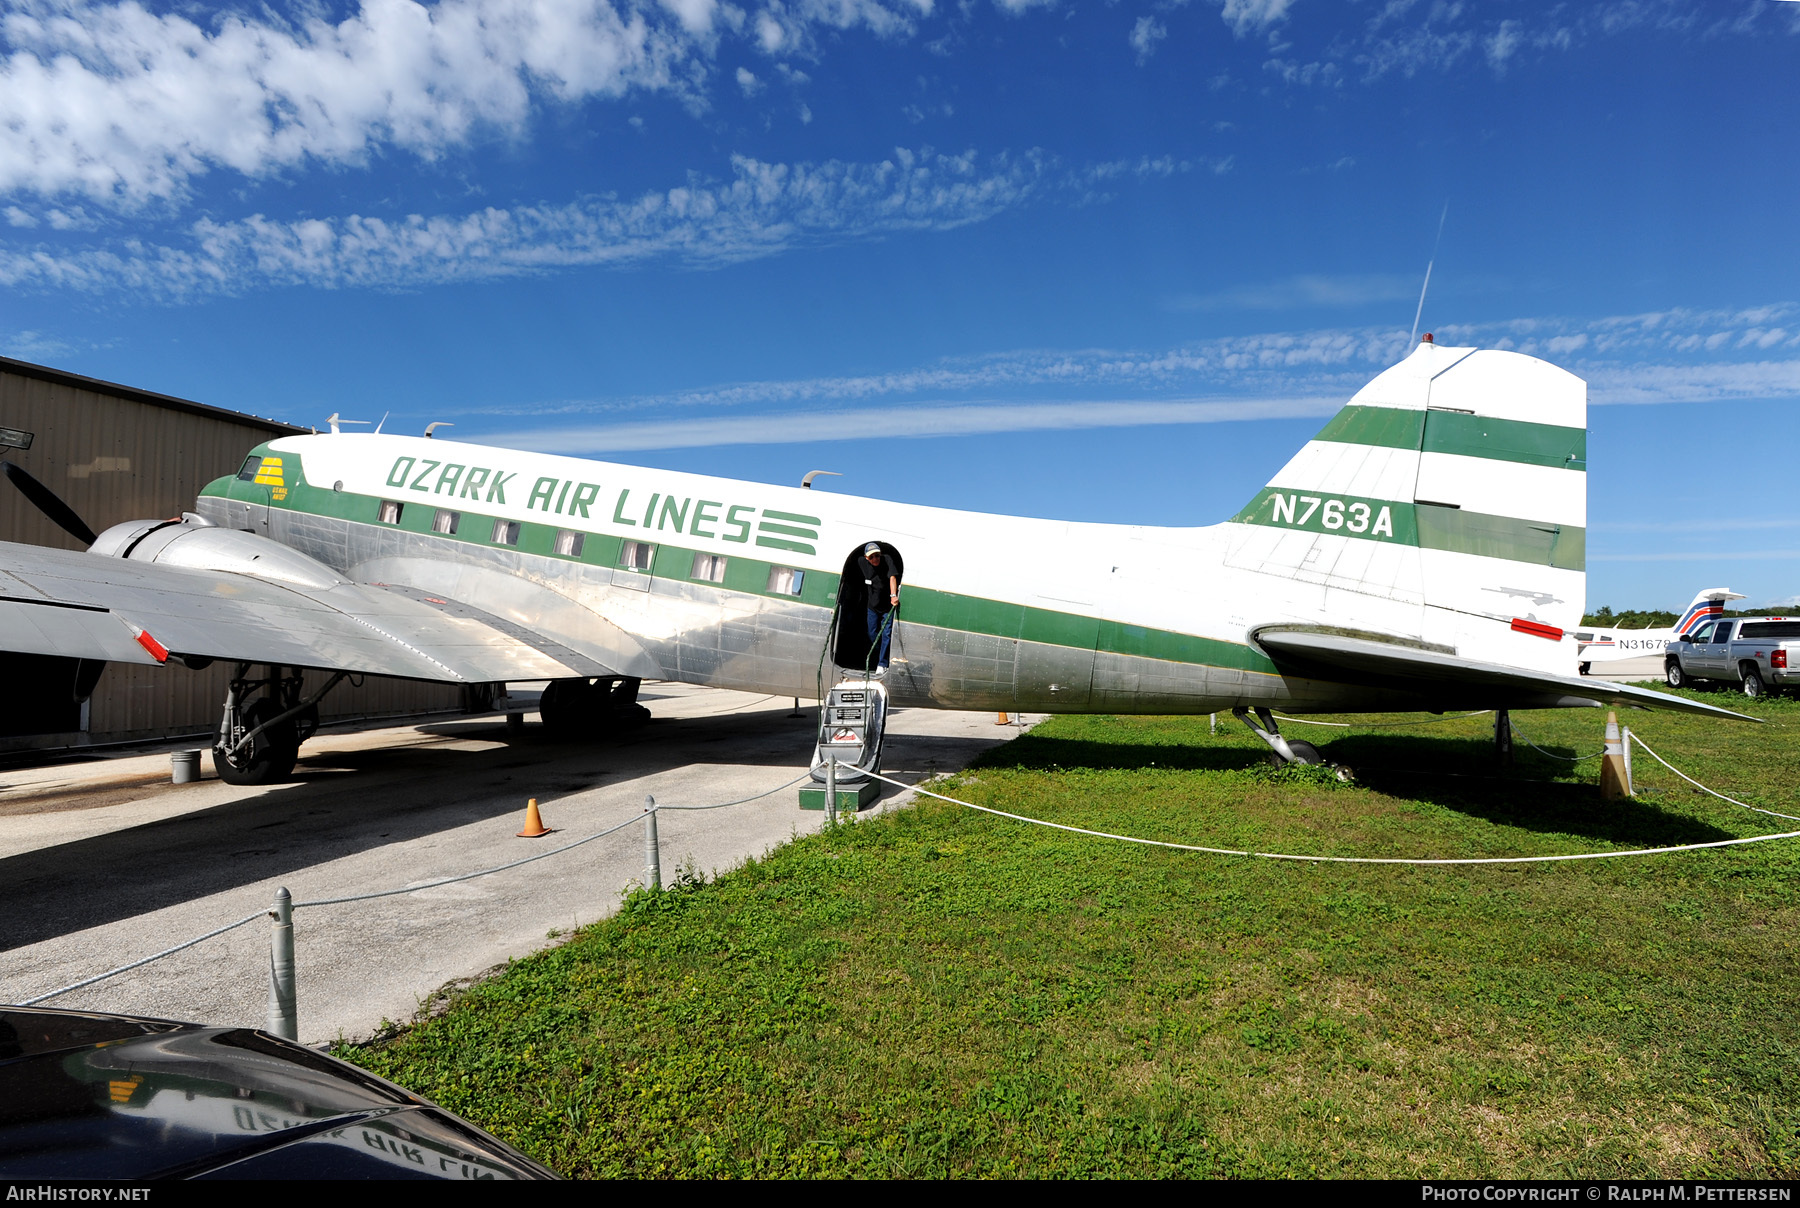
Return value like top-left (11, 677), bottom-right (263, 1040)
top-left (972, 728), bottom-right (1735, 849)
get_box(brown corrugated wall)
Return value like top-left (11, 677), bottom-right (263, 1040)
top-left (1, 358), bottom-right (466, 748)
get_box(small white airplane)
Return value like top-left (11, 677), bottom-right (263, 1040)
top-left (0, 340), bottom-right (1749, 786)
top-left (1576, 589), bottom-right (1746, 673)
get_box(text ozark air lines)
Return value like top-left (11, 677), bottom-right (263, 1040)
top-left (384, 455), bottom-right (821, 557)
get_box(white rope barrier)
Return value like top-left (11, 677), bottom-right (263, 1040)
top-left (1507, 716), bottom-right (1605, 763)
top-left (12, 769), bottom-right (813, 1004)
top-left (858, 765), bottom-right (1800, 867)
top-left (1273, 710), bottom-right (1491, 729)
top-left (18, 911), bottom-right (266, 1006)
top-left (1626, 731), bottom-right (1800, 823)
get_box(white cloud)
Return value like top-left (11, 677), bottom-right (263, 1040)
top-left (736, 66), bottom-right (762, 94)
top-left (1167, 273), bottom-right (1417, 311)
top-left (478, 305), bottom-right (1800, 436)
top-left (3, 207), bottom-right (36, 228)
top-left (1485, 18), bottom-right (1522, 71)
top-left (1268, 1), bottom-right (1744, 88)
top-left (1215, 0), bottom-right (1296, 38)
top-left (0, 148), bottom-right (1050, 294)
top-left (0, 0), bottom-right (686, 207)
top-left (1589, 550), bottom-right (1800, 563)
top-left (1129, 16), bottom-right (1167, 64)
top-left (658, 0), bottom-right (720, 35)
top-left (475, 395), bottom-right (1340, 452)
top-left (0, 329), bottom-right (77, 361)
top-left (0, 0), bottom-right (944, 210)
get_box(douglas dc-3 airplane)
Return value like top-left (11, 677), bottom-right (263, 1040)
top-left (0, 340), bottom-right (1748, 786)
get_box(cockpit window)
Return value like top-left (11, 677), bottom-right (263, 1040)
top-left (236, 456), bottom-right (263, 481)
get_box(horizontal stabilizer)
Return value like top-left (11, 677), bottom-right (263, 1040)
top-left (1255, 626), bottom-right (1757, 721)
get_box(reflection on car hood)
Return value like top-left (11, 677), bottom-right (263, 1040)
top-left (0, 1008), bottom-right (557, 1180)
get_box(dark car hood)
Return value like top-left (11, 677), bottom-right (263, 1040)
top-left (0, 1008), bottom-right (556, 1180)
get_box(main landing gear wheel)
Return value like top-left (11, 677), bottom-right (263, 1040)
top-left (1665, 660), bottom-right (1686, 689)
top-left (213, 698), bottom-right (300, 786)
top-left (1268, 739), bottom-right (1323, 767)
top-left (538, 677), bottom-right (651, 739)
top-left (1742, 665), bottom-right (1765, 699)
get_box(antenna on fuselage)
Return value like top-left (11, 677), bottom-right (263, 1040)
top-left (324, 413), bottom-right (371, 435)
top-left (1407, 200), bottom-right (1450, 353)
top-left (424, 423), bottom-right (454, 439)
top-left (373, 411), bottom-right (390, 434)
top-left (802, 470), bottom-right (842, 490)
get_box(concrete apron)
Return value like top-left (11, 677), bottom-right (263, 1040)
top-left (0, 685), bottom-right (1036, 1045)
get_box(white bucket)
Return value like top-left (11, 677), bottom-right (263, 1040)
top-left (171, 750), bottom-right (202, 784)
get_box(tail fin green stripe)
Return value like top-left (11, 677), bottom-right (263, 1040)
top-left (1422, 412), bottom-right (1586, 470)
top-left (1314, 406), bottom-right (1422, 449)
top-left (1314, 405), bottom-right (1586, 471)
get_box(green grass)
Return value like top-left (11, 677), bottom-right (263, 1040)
top-left (339, 690), bottom-right (1800, 1178)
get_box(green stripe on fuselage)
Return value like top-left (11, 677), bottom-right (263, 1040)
top-left (225, 454), bottom-right (1284, 678)
top-left (1314, 405), bottom-right (1586, 471)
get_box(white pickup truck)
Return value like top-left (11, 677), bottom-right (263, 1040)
top-left (1663, 617), bottom-right (1800, 698)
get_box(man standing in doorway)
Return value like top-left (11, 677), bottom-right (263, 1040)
top-left (862, 542), bottom-right (899, 672)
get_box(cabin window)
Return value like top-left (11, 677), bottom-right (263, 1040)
top-left (492, 519), bottom-right (520, 546)
top-left (767, 566), bottom-right (805, 596)
top-left (619, 540), bottom-right (655, 572)
top-left (236, 456), bottom-right (263, 481)
top-left (433, 509), bottom-right (460, 535)
top-left (554, 529), bottom-right (585, 558)
top-left (691, 553), bottom-right (728, 583)
top-left (378, 500), bottom-right (403, 525)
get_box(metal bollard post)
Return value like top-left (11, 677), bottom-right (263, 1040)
top-left (1209, 712), bottom-right (1216, 736)
top-left (267, 887), bottom-right (297, 1041)
top-left (643, 795), bottom-right (661, 891)
top-left (1622, 727), bottom-right (1635, 796)
top-left (825, 755), bottom-right (837, 826)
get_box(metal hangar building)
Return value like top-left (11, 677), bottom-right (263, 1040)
top-left (0, 355), bottom-right (464, 750)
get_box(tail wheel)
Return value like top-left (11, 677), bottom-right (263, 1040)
top-left (212, 698), bottom-right (300, 785)
top-left (1742, 664), bottom-right (1765, 699)
top-left (1665, 660), bottom-right (1686, 689)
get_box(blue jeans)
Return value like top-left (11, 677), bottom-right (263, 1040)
top-left (866, 607), bottom-right (893, 670)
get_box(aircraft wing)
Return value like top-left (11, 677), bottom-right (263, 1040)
top-left (1254, 626), bottom-right (1757, 721)
top-left (0, 540), bottom-right (608, 683)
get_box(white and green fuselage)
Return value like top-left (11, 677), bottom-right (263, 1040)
top-left (198, 343), bottom-right (1590, 715)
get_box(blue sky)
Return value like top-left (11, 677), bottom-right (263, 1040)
top-left (2, 0), bottom-right (1798, 609)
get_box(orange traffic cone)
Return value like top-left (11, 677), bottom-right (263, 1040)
top-left (517, 797), bottom-right (552, 838)
top-left (996, 712), bottom-right (1010, 725)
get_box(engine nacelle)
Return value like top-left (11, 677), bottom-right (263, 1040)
top-left (88, 516), bottom-right (344, 590)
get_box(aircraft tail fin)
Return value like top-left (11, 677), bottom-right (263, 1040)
top-left (1229, 340), bottom-right (1587, 675)
top-left (1675, 588), bottom-right (1745, 636)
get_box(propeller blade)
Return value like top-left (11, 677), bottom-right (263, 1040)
top-left (3, 461), bottom-right (98, 546)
